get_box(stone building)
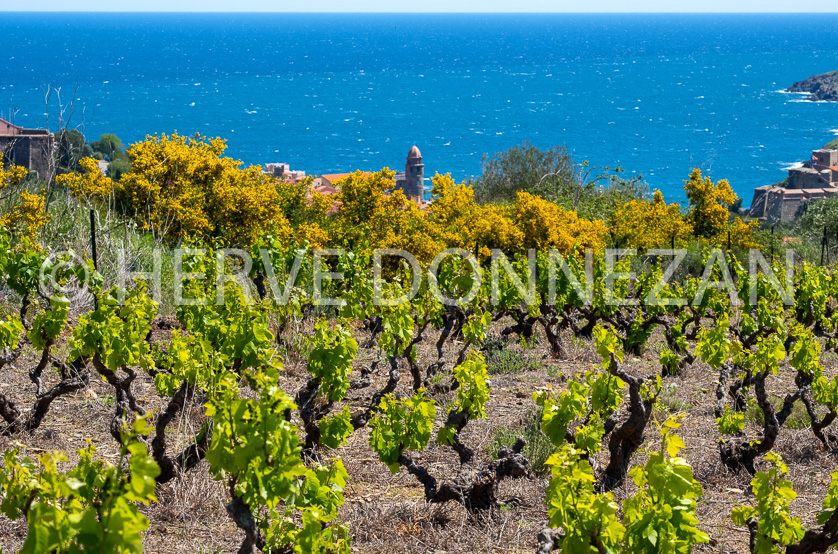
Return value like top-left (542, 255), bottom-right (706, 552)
top-left (264, 162), bottom-right (306, 183)
top-left (750, 148), bottom-right (838, 222)
top-left (395, 145), bottom-right (425, 201)
top-left (0, 118), bottom-right (54, 179)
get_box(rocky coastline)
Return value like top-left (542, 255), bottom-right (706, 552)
top-left (787, 70), bottom-right (838, 102)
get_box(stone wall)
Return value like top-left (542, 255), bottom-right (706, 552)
top-left (788, 167), bottom-right (832, 189)
top-left (749, 185), bottom-right (772, 218)
top-left (764, 190), bottom-right (798, 222)
top-left (756, 186), bottom-right (838, 223)
top-left (0, 133), bottom-right (54, 179)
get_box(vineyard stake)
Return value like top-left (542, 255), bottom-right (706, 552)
top-left (90, 209), bottom-right (98, 272)
top-left (90, 209), bottom-right (98, 309)
top-left (821, 225), bottom-right (826, 265)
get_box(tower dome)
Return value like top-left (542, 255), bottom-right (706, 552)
top-left (407, 145), bottom-right (422, 159)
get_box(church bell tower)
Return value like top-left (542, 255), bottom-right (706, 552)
top-left (405, 145), bottom-right (424, 201)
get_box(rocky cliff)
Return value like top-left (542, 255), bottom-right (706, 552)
top-left (787, 70), bottom-right (838, 102)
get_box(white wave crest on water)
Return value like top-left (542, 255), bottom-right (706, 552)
top-left (830, 129), bottom-right (838, 135)
top-left (774, 89), bottom-right (811, 94)
top-left (780, 161), bottom-right (804, 171)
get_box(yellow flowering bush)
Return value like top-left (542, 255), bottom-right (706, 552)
top-left (468, 204), bottom-right (524, 259)
top-left (609, 190), bottom-right (693, 250)
top-left (0, 153), bottom-right (29, 190)
top-left (56, 157), bottom-right (115, 201)
top-left (719, 217), bottom-right (761, 250)
top-left (307, 190), bottom-right (332, 220)
top-left (209, 167), bottom-right (287, 245)
top-left (0, 190), bottom-right (50, 242)
top-left (384, 198), bottom-right (446, 263)
top-left (328, 175), bottom-right (610, 259)
top-left (428, 173), bottom-right (478, 248)
top-left (684, 168), bottom-right (738, 239)
top-left (51, 132), bottom-right (765, 259)
top-left (330, 169), bottom-right (439, 259)
top-left (512, 191), bottom-right (607, 253)
top-left (683, 169), bottom-right (759, 248)
top-left (297, 222), bottom-right (330, 249)
top-left (0, 154), bottom-right (49, 242)
top-left (331, 169), bottom-right (399, 247)
top-left (62, 133), bottom-right (287, 245)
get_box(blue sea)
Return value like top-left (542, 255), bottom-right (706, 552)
top-left (2, 13), bottom-right (838, 205)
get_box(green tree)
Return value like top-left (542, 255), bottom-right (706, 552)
top-left (469, 141), bottom-right (646, 220)
top-left (470, 141), bottom-right (579, 205)
top-left (107, 158), bottom-right (132, 181)
top-left (795, 195), bottom-right (838, 241)
top-left (91, 133), bottom-right (125, 161)
top-left (576, 173), bottom-right (648, 221)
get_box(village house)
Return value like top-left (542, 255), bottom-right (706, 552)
top-left (0, 118), bottom-right (55, 179)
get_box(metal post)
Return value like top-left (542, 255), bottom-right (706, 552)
top-left (90, 209), bottom-right (98, 271)
top-left (90, 209), bottom-right (98, 309)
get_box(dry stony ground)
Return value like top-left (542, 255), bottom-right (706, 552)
top-left (1, 318), bottom-right (838, 554)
